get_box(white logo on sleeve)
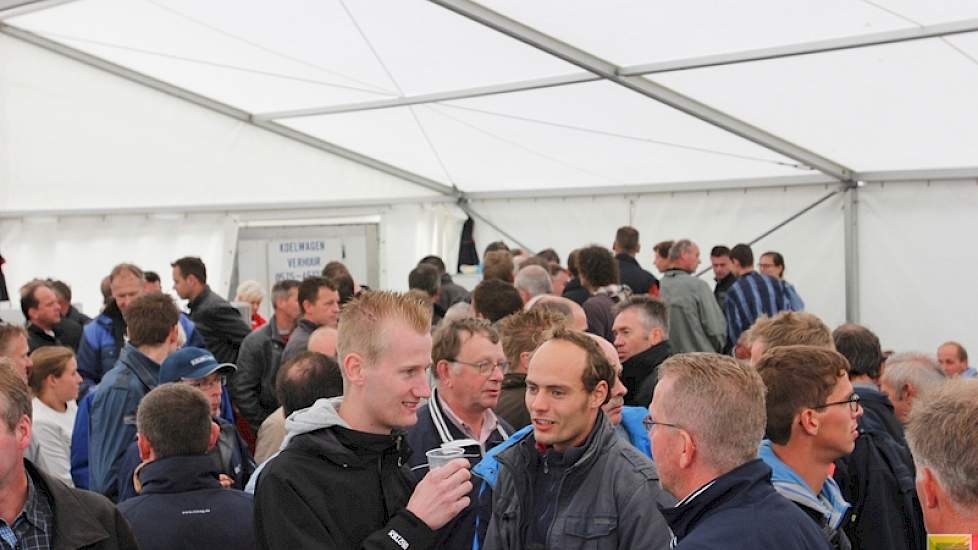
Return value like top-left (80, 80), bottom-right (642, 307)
top-left (387, 529), bottom-right (409, 549)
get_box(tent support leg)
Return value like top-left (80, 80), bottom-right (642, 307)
top-left (844, 185), bottom-right (860, 323)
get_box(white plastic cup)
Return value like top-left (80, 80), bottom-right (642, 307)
top-left (426, 446), bottom-right (465, 470)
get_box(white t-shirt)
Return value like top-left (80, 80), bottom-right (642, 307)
top-left (30, 397), bottom-right (78, 487)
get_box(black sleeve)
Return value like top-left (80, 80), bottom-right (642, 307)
top-left (231, 334), bottom-right (267, 429)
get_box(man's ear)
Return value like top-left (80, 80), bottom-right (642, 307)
top-left (678, 430), bottom-right (696, 469)
top-left (519, 351), bottom-right (532, 372)
top-left (137, 433), bottom-right (153, 462)
top-left (208, 421), bottom-right (220, 450)
top-left (918, 466), bottom-right (940, 510)
top-left (15, 415), bottom-right (31, 452)
top-left (434, 360), bottom-right (453, 385)
top-left (589, 380), bottom-right (609, 410)
top-left (798, 409), bottom-right (820, 437)
top-left (342, 352), bottom-right (366, 387)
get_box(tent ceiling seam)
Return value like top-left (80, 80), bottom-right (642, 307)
top-left (432, 0), bottom-right (855, 183)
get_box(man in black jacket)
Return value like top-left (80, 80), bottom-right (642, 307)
top-left (254, 291), bottom-right (473, 550)
top-left (171, 256), bottom-right (251, 365)
top-left (613, 226), bottom-right (658, 296)
top-left (831, 324), bottom-right (925, 550)
top-left (118, 383), bottom-right (256, 550)
top-left (0, 362), bottom-right (138, 550)
top-left (612, 296), bottom-right (671, 407)
top-left (19, 280), bottom-right (64, 353)
top-left (232, 279), bottom-right (301, 431)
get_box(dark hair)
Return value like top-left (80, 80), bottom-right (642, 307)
top-left (614, 226), bottom-right (640, 254)
top-left (472, 280), bottom-right (523, 323)
top-left (275, 352), bottom-right (343, 416)
top-left (756, 346), bottom-right (850, 445)
top-left (833, 323), bottom-right (883, 379)
top-left (47, 279), bottom-right (71, 303)
top-left (653, 241), bottom-right (674, 260)
top-left (432, 318), bottom-right (499, 378)
top-left (321, 261), bottom-right (355, 304)
top-left (483, 250), bottom-right (514, 283)
top-left (566, 249), bottom-right (581, 278)
top-left (298, 276), bottom-right (337, 313)
top-left (536, 249), bottom-right (560, 265)
top-left (171, 257), bottom-right (207, 284)
top-left (137, 383), bottom-right (211, 458)
top-left (144, 271), bottom-right (161, 284)
top-left (729, 244), bottom-right (754, 267)
top-left (408, 264), bottom-right (441, 297)
top-left (575, 245), bottom-right (619, 288)
top-left (761, 251), bottom-right (786, 277)
top-left (484, 241), bottom-right (510, 256)
top-left (19, 280), bottom-right (50, 319)
top-left (418, 255), bottom-right (447, 275)
top-left (710, 245), bottom-right (731, 258)
top-left (125, 293), bottom-right (180, 347)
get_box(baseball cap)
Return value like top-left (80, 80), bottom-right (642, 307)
top-left (160, 347), bottom-right (236, 384)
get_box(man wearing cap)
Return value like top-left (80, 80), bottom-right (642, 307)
top-left (115, 347), bottom-right (255, 501)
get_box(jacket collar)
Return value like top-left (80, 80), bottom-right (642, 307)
top-left (137, 455), bottom-right (222, 495)
top-left (501, 372), bottom-right (527, 390)
top-left (615, 253), bottom-right (640, 266)
top-left (659, 459), bottom-right (772, 543)
top-left (497, 412), bottom-right (615, 478)
top-left (188, 286), bottom-right (212, 312)
top-left (119, 343), bottom-right (162, 390)
top-left (26, 460), bottom-right (114, 549)
top-left (262, 314), bottom-right (289, 344)
top-left (757, 440), bottom-right (849, 528)
top-left (622, 340), bottom-right (671, 371)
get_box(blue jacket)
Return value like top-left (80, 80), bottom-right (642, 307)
top-left (77, 311), bottom-right (203, 398)
top-left (116, 417), bottom-right (255, 502)
top-left (117, 454), bottom-right (257, 550)
top-left (72, 386), bottom-right (236, 491)
top-left (88, 345), bottom-right (162, 498)
top-left (659, 459), bottom-right (831, 550)
top-left (619, 406), bottom-right (652, 459)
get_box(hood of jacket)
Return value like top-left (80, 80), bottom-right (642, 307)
top-left (758, 440), bottom-right (849, 529)
top-left (281, 396), bottom-right (350, 449)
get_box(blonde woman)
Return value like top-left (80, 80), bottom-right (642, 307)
top-left (29, 345), bottom-right (82, 486)
top-left (236, 280), bottom-right (266, 330)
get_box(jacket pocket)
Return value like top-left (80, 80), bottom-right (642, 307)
top-left (560, 515), bottom-right (617, 549)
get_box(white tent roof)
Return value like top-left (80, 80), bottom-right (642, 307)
top-left (5, 0), bottom-right (978, 200)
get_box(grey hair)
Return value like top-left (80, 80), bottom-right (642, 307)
top-left (668, 239), bottom-right (696, 261)
top-left (882, 352), bottom-right (946, 395)
top-left (235, 280), bottom-right (265, 303)
top-left (615, 295), bottom-right (669, 334)
top-left (514, 265), bottom-right (553, 298)
top-left (906, 380), bottom-right (978, 508)
top-left (657, 353), bottom-right (767, 473)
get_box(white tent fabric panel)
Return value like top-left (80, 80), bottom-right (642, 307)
top-left (470, 184), bottom-right (846, 329)
top-left (858, 181), bottom-right (978, 354)
top-left (0, 34), bottom-right (439, 212)
top-left (286, 81), bottom-right (804, 193)
top-left (657, 35), bottom-right (978, 172)
top-left (0, 214), bottom-right (233, 317)
top-left (478, 0), bottom-right (978, 67)
top-left (8, 0), bottom-right (579, 113)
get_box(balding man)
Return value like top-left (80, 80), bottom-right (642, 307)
top-left (906, 380), bottom-right (978, 536)
top-left (937, 341), bottom-right (975, 378)
top-left (253, 326), bottom-right (337, 464)
top-left (514, 265), bottom-right (552, 304)
top-left (658, 239), bottom-right (725, 353)
top-left (652, 353), bottom-right (830, 549)
top-left (880, 352), bottom-right (947, 424)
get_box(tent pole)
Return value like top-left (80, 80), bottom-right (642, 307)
top-left (843, 185), bottom-right (860, 323)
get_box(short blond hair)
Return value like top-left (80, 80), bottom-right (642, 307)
top-left (907, 380), bottom-right (978, 507)
top-left (235, 280), bottom-right (264, 303)
top-left (337, 291), bottom-right (431, 367)
top-left (658, 353), bottom-right (767, 472)
top-left (748, 311), bottom-right (833, 350)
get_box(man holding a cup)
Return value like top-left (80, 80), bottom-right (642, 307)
top-left (254, 291), bottom-right (473, 550)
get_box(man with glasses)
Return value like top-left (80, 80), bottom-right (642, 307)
top-left (648, 353), bottom-right (830, 549)
top-left (756, 346), bottom-right (863, 550)
top-left (115, 347), bottom-right (255, 501)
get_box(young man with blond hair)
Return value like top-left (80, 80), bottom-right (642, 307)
top-left (255, 291), bottom-right (473, 550)
top-left (748, 311), bottom-right (833, 366)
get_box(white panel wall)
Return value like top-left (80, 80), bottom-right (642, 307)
top-left (0, 34), bottom-right (437, 212)
top-left (471, 184), bottom-right (847, 331)
top-left (859, 181), bottom-right (978, 354)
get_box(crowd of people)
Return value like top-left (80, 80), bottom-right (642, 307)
top-left (0, 227), bottom-right (975, 550)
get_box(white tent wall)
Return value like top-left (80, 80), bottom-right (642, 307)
top-left (470, 184), bottom-right (847, 331)
top-left (859, 180), bottom-right (978, 355)
top-left (0, 33), bottom-right (439, 212)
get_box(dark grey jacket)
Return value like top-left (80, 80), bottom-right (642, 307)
top-left (231, 315), bottom-right (290, 429)
top-left (187, 286), bottom-right (251, 365)
top-left (484, 414), bottom-right (672, 550)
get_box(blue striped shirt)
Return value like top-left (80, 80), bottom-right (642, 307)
top-left (723, 271), bottom-right (798, 346)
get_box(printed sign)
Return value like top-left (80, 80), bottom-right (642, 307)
top-left (267, 238), bottom-right (341, 282)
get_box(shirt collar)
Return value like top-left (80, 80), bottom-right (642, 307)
top-left (437, 392), bottom-right (499, 448)
top-left (18, 472), bottom-right (52, 535)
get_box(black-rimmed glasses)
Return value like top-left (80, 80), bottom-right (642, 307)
top-left (813, 393), bottom-right (861, 414)
top-left (449, 359), bottom-right (509, 376)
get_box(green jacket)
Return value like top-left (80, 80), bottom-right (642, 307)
top-left (659, 269), bottom-right (727, 353)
